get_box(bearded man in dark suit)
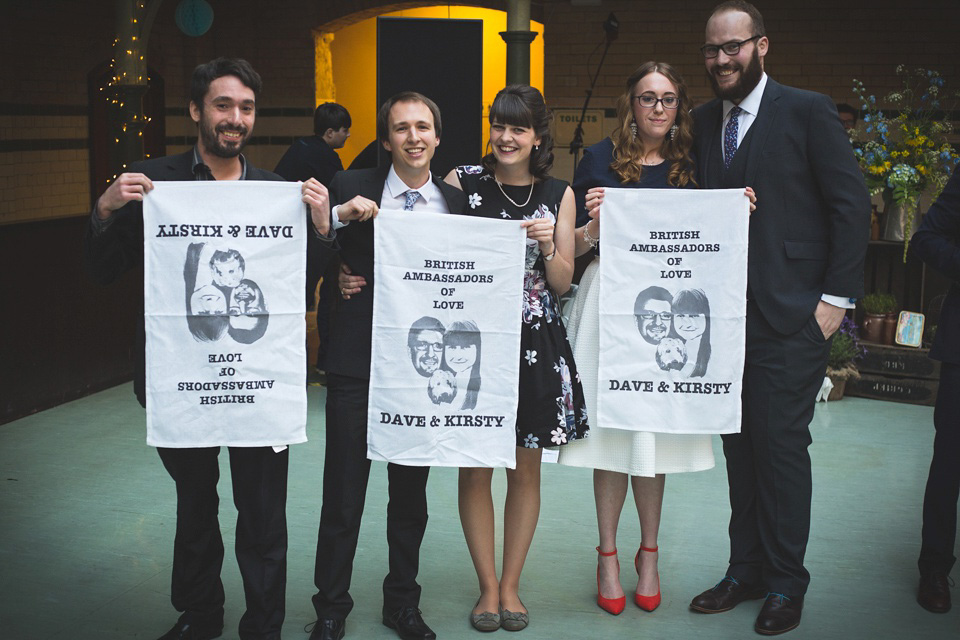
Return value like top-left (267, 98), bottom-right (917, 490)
top-left (85, 57), bottom-right (331, 640)
top-left (687, 2), bottom-right (870, 635)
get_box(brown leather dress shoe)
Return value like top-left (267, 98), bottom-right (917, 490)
top-left (917, 571), bottom-right (952, 613)
top-left (690, 576), bottom-right (766, 613)
top-left (755, 593), bottom-right (803, 635)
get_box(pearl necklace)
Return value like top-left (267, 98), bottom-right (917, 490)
top-left (495, 176), bottom-right (535, 208)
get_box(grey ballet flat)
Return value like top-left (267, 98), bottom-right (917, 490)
top-left (470, 599), bottom-right (501, 632)
top-left (499, 604), bottom-right (529, 632)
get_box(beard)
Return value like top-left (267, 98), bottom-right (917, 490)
top-left (198, 117), bottom-right (250, 158)
top-left (708, 47), bottom-right (763, 102)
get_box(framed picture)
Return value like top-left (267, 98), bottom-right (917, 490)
top-left (895, 310), bottom-right (925, 348)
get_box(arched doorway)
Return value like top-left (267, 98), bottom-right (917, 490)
top-left (314, 6), bottom-right (545, 169)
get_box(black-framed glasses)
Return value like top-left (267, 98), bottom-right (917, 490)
top-left (632, 94), bottom-right (680, 110)
top-left (638, 311), bottom-right (672, 322)
top-left (414, 341), bottom-right (443, 353)
top-left (700, 35), bottom-right (761, 58)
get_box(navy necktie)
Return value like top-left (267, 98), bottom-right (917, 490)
top-left (724, 106), bottom-right (743, 168)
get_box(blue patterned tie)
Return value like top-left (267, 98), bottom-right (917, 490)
top-left (403, 190), bottom-right (421, 211)
top-left (723, 106), bottom-right (743, 168)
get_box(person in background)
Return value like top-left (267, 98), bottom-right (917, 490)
top-left (835, 103), bottom-right (858, 131)
top-left (275, 102), bottom-right (352, 380)
top-left (909, 167), bottom-right (960, 614)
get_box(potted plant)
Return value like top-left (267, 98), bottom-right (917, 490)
top-left (852, 66), bottom-right (960, 259)
top-left (826, 317), bottom-right (866, 400)
top-left (860, 292), bottom-right (898, 344)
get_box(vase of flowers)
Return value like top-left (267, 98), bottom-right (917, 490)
top-left (852, 66), bottom-right (960, 259)
top-left (826, 317), bottom-right (867, 400)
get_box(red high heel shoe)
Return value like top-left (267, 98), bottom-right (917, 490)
top-left (596, 547), bottom-right (626, 615)
top-left (634, 545), bottom-right (661, 611)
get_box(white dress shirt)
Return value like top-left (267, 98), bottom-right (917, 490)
top-left (332, 165), bottom-right (450, 228)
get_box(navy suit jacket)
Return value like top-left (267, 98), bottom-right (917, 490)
top-left (911, 168), bottom-right (960, 364)
top-left (84, 150), bottom-right (284, 406)
top-left (320, 166), bottom-right (469, 380)
top-left (692, 78), bottom-right (871, 335)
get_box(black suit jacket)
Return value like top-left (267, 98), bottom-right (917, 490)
top-left (84, 150), bottom-right (283, 406)
top-left (911, 168), bottom-right (960, 364)
top-left (321, 166), bottom-right (469, 379)
top-left (692, 78), bottom-right (871, 335)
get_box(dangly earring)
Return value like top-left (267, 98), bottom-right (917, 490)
top-left (630, 120), bottom-right (638, 138)
top-left (534, 144), bottom-right (539, 151)
top-left (669, 124), bottom-right (678, 140)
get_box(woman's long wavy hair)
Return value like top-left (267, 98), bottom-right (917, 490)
top-left (610, 61), bottom-right (696, 188)
top-left (481, 84), bottom-right (554, 181)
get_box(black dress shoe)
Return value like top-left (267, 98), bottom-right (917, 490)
top-left (382, 607), bottom-right (436, 640)
top-left (308, 617), bottom-right (346, 640)
top-left (917, 571), bottom-right (952, 613)
top-left (690, 575), bottom-right (766, 613)
top-left (755, 593), bottom-right (803, 635)
top-left (156, 620), bottom-right (223, 640)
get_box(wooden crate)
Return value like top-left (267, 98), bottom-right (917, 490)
top-left (845, 342), bottom-right (939, 406)
top-left (857, 342), bottom-right (940, 378)
top-left (845, 373), bottom-right (938, 406)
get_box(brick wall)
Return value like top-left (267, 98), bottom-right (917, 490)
top-left (1, 0), bottom-right (957, 421)
top-left (4, 0), bottom-right (955, 225)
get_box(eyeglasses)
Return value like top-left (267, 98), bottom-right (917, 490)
top-left (638, 311), bottom-right (672, 322)
top-left (414, 341), bottom-right (443, 353)
top-left (700, 35), bottom-right (762, 58)
top-left (632, 94), bottom-right (679, 110)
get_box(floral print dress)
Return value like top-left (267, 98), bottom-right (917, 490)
top-left (455, 165), bottom-right (589, 448)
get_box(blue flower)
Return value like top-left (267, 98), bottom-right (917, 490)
top-left (863, 114), bottom-right (871, 122)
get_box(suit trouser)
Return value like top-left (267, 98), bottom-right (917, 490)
top-left (721, 302), bottom-right (830, 595)
top-left (157, 446), bottom-right (289, 640)
top-left (919, 361), bottom-right (960, 576)
top-left (313, 373), bottom-right (430, 620)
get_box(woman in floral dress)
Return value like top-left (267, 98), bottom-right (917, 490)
top-left (445, 85), bottom-right (588, 631)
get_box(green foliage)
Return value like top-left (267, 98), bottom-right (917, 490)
top-left (860, 292), bottom-right (898, 315)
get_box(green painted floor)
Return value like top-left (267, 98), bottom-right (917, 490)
top-left (1, 384), bottom-right (957, 639)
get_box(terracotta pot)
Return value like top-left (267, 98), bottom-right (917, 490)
top-left (881, 313), bottom-right (898, 345)
top-left (861, 313), bottom-right (886, 343)
top-left (827, 377), bottom-right (847, 401)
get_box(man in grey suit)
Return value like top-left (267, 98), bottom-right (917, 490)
top-left (687, 2), bottom-right (870, 635)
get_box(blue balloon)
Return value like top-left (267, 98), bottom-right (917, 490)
top-left (175, 0), bottom-right (214, 37)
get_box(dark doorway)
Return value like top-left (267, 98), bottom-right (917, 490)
top-left (377, 17), bottom-right (482, 177)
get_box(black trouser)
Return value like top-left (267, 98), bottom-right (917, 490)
top-left (721, 302), bottom-right (830, 596)
top-left (158, 446), bottom-right (289, 640)
top-left (313, 373), bottom-right (430, 620)
top-left (919, 361), bottom-right (960, 576)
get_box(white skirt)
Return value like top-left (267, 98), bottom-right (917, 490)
top-left (556, 258), bottom-right (715, 477)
